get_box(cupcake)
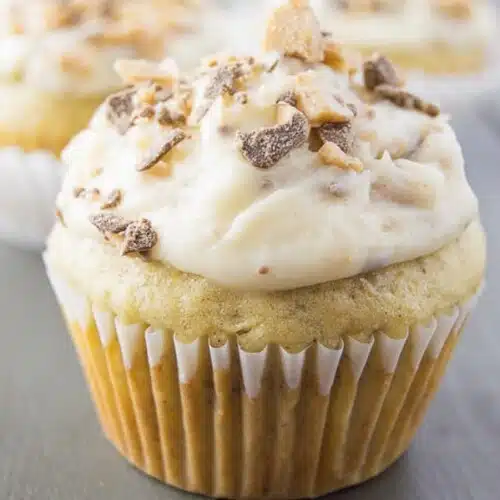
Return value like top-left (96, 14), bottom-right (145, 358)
top-left (0, 0), bottom-right (186, 248)
top-left (45, 1), bottom-right (485, 497)
top-left (309, 0), bottom-right (496, 74)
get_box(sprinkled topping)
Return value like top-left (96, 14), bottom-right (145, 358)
top-left (73, 187), bottom-right (85, 198)
top-left (55, 208), bottom-right (66, 227)
top-left (363, 54), bottom-right (402, 91)
top-left (319, 142), bottom-right (363, 172)
top-left (106, 88), bottom-right (136, 135)
top-left (136, 129), bottom-right (187, 172)
top-left (323, 40), bottom-right (347, 72)
top-left (318, 122), bottom-right (355, 154)
top-left (236, 104), bottom-right (309, 169)
top-left (375, 85), bottom-right (440, 117)
top-left (89, 213), bottom-right (131, 235)
top-left (74, 187), bottom-right (101, 200)
top-left (264, 0), bottom-right (324, 63)
top-left (100, 189), bottom-right (123, 210)
top-left (121, 218), bottom-right (158, 255)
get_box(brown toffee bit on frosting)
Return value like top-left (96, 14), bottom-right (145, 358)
top-left (100, 189), bottom-right (123, 210)
top-left (258, 266), bottom-right (271, 275)
top-left (319, 142), bottom-right (363, 172)
top-left (106, 88), bottom-right (136, 134)
top-left (236, 104), bottom-right (309, 169)
top-left (375, 85), bottom-right (440, 117)
top-left (318, 122), bottom-right (354, 154)
top-left (136, 129), bottom-right (187, 172)
top-left (73, 187), bottom-right (85, 198)
top-left (121, 218), bottom-right (158, 255)
top-left (363, 54), bottom-right (402, 91)
top-left (264, 0), bottom-right (324, 63)
top-left (276, 90), bottom-right (297, 107)
top-left (89, 213), bottom-right (131, 235)
top-left (55, 208), bottom-right (66, 227)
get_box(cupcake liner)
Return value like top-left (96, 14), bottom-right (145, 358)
top-left (0, 147), bottom-right (62, 250)
top-left (46, 266), bottom-right (481, 499)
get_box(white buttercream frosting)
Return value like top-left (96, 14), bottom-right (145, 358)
top-left (54, 31), bottom-right (478, 292)
top-left (309, 0), bottom-right (495, 47)
top-left (0, 1), bottom-right (194, 94)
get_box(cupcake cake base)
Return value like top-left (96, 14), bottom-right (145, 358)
top-left (47, 266), bottom-right (479, 498)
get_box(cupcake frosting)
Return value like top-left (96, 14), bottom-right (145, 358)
top-left (309, 0), bottom-right (495, 48)
top-left (54, 0), bottom-right (478, 291)
top-left (0, 0), bottom-right (189, 94)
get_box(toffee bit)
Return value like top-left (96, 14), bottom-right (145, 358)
top-left (100, 189), bottom-right (123, 210)
top-left (258, 266), bottom-right (270, 275)
top-left (89, 213), bottom-right (131, 235)
top-left (363, 54), bottom-right (402, 91)
top-left (156, 106), bottom-right (186, 126)
top-left (106, 88), bottom-right (135, 134)
top-left (73, 186), bottom-right (85, 198)
top-left (318, 122), bottom-right (355, 154)
top-left (375, 85), bottom-right (440, 117)
top-left (55, 208), bottom-right (66, 227)
top-left (236, 92), bottom-right (248, 105)
top-left (276, 90), bottom-right (297, 107)
top-left (121, 218), bottom-right (158, 255)
top-left (319, 142), bottom-right (364, 172)
top-left (132, 105), bottom-right (155, 124)
top-left (236, 107), bottom-right (309, 169)
top-left (266, 57), bottom-right (280, 73)
top-left (136, 129), bottom-right (187, 172)
top-left (205, 64), bottom-right (243, 100)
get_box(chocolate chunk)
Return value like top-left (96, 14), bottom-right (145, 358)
top-left (100, 189), bottom-right (123, 210)
top-left (318, 122), bottom-right (354, 154)
top-left (136, 129), bottom-right (187, 172)
top-left (89, 213), bottom-right (131, 235)
top-left (375, 85), bottom-right (440, 117)
top-left (106, 88), bottom-right (136, 134)
top-left (236, 109), bottom-right (309, 169)
top-left (276, 90), bottom-right (297, 107)
top-left (121, 218), bottom-right (158, 255)
top-left (363, 54), bottom-right (401, 91)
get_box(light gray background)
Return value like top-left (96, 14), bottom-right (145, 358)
top-left (1, 91), bottom-right (500, 500)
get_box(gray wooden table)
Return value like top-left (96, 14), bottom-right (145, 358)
top-left (1, 110), bottom-right (499, 499)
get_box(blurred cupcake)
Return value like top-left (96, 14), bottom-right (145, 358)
top-left (0, 0), bottom-right (180, 248)
top-left (45, 1), bottom-right (485, 497)
top-left (310, 0), bottom-right (496, 74)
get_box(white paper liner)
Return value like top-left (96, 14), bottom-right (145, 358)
top-left (47, 268), bottom-right (482, 498)
top-left (0, 147), bottom-right (62, 250)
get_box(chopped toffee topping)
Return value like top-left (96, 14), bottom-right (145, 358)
top-left (121, 218), bottom-right (158, 255)
top-left (236, 92), bottom-right (249, 105)
top-left (55, 208), bottom-right (66, 227)
top-left (323, 40), bottom-right (347, 72)
top-left (74, 187), bottom-right (101, 200)
top-left (136, 129), bottom-right (187, 172)
top-left (73, 186), bottom-right (85, 198)
top-left (236, 105), bottom-right (309, 169)
top-left (363, 54), bottom-right (401, 91)
top-left (106, 88), bottom-right (136, 134)
top-left (318, 122), bottom-right (355, 154)
top-left (319, 142), bottom-right (364, 172)
top-left (375, 85), bottom-right (440, 117)
top-left (276, 90), bottom-right (298, 107)
top-left (89, 213), bottom-right (131, 235)
top-left (100, 189), bottom-right (123, 210)
top-left (264, 0), bottom-right (324, 63)
top-left (258, 266), bottom-right (271, 275)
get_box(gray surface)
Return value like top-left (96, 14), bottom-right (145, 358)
top-left (0, 110), bottom-right (499, 500)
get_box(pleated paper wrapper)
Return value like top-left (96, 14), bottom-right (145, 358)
top-left (0, 147), bottom-right (62, 250)
top-left (46, 267), bottom-right (480, 499)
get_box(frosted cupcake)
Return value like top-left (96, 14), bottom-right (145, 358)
top-left (0, 0), bottom-right (183, 247)
top-left (310, 0), bottom-right (496, 74)
top-left (45, 1), bottom-right (485, 497)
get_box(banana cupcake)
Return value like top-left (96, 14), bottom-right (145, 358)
top-left (310, 0), bottom-right (496, 74)
top-left (45, 1), bottom-right (485, 497)
top-left (0, 0), bottom-right (185, 248)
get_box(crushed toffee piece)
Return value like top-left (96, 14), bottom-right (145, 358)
top-left (100, 189), bottom-right (123, 210)
top-left (375, 85), bottom-right (440, 117)
top-left (318, 122), bottom-right (355, 154)
top-left (319, 142), bottom-right (364, 172)
top-left (89, 213), bottom-right (131, 235)
top-left (276, 90), bottom-right (297, 107)
top-left (363, 54), bottom-right (401, 91)
top-left (106, 88), bottom-right (136, 134)
top-left (73, 186), bottom-right (85, 198)
top-left (258, 266), bottom-right (271, 275)
top-left (236, 106), bottom-right (309, 169)
top-left (121, 218), bottom-right (158, 255)
top-left (55, 208), bottom-right (66, 227)
top-left (136, 129), bottom-right (187, 172)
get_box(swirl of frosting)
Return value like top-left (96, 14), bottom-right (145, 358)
top-left (54, 0), bottom-right (478, 291)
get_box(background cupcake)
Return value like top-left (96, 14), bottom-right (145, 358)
top-left (45, 1), bottom-right (485, 498)
top-left (0, 0), bottom-right (197, 248)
